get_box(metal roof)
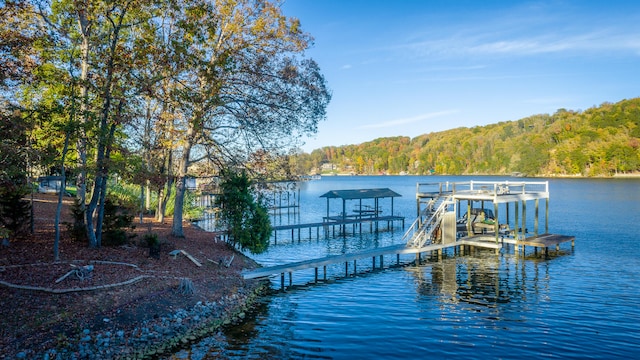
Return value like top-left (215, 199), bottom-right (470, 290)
top-left (319, 188), bottom-right (402, 200)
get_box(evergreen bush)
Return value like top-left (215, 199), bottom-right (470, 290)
top-left (101, 197), bottom-right (136, 246)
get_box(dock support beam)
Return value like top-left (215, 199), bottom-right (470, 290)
top-left (545, 198), bottom-right (549, 234)
top-left (534, 199), bottom-right (539, 236)
top-left (494, 202), bottom-right (499, 243)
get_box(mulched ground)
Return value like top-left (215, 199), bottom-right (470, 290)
top-left (0, 193), bottom-right (259, 356)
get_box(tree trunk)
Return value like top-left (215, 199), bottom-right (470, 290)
top-left (94, 120), bottom-right (118, 247)
top-left (157, 187), bottom-right (166, 223)
top-left (140, 184), bottom-right (145, 224)
top-left (75, 6), bottom-right (91, 228)
top-left (54, 130), bottom-right (71, 261)
top-left (145, 181), bottom-right (151, 212)
top-left (86, 10), bottom-right (125, 248)
top-left (157, 115), bottom-right (174, 223)
top-left (86, 175), bottom-right (101, 248)
top-left (171, 138), bottom-right (193, 237)
top-left (158, 175), bottom-right (172, 223)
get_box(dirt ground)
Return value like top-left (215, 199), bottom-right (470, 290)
top-left (0, 193), bottom-right (259, 356)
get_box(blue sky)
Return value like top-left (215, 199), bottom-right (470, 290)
top-left (280, 0), bottom-right (640, 153)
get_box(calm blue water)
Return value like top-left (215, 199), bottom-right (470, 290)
top-left (174, 176), bottom-right (640, 359)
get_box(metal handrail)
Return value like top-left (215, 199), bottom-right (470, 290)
top-left (405, 196), bottom-right (453, 248)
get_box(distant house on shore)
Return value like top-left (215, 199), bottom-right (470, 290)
top-left (37, 176), bottom-right (64, 194)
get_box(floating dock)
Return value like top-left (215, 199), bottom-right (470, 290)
top-left (243, 180), bottom-right (574, 290)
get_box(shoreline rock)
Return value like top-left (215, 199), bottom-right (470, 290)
top-left (24, 279), bottom-right (269, 359)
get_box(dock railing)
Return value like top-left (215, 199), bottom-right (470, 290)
top-left (405, 196), bottom-right (453, 248)
top-left (417, 180), bottom-right (549, 198)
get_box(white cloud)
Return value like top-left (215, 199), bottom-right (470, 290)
top-left (359, 110), bottom-right (459, 129)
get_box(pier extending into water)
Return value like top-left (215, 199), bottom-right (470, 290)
top-left (243, 180), bottom-right (575, 290)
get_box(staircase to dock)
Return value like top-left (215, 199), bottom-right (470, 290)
top-left (404, 194), bottom-right (453, 248)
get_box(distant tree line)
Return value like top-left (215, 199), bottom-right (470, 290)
top-left (293, 98), bottom-right (640, 177)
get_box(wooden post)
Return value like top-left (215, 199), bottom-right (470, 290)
top-left (353, 260), bottom-right (357, 276)
top-left (280, 273), bottom-right (285, 291)
top-left (534, 199), bottom-right (539, 236)
top-left (372, 256), bottom-right (376, 270)
top-left (289, 272), bottom-right (292, 287)
top-left (506, 202), bottom-right (510, 230)
top-left (380, 255), bottom-right (384, 269)
top-left (545, 198), bottom-right (549, 234)
top-left (342, 199), bottom-right (346, 234)
top-left (515, 201), bottom-right (519, 239)
top-left (323, 265), bottom-right (327, 280)
top-left (522, 200), bottom-right (527, 239)
top-left (494, 202), bottom-right (499, 243)
top-left (345, 262), bottom-right (348, 277)
top-left (467, 201), bottom-right (472, 236)
top-left (315, 267), bottom-right (318, 283)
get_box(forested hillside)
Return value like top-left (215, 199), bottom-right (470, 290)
top-left (293, 98), bottom-right (640, 177)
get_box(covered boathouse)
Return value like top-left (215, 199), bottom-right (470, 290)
top-left (320, 188), bottom-right (405, 233)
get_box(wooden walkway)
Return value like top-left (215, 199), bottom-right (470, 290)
top-left (243, 237), bottom-right (502, 290)
top-left (502, 233), bottom-right (575, 256)
top-left (243, 233), bottom-right (573, 290)
top-left (272, 215), bottom-right (405, 242)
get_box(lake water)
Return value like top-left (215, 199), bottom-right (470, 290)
top-left (172, 176), bottom-right (640, 359)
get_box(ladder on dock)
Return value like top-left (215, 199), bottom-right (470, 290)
top-left (405, 195), bottom-right (453, 248)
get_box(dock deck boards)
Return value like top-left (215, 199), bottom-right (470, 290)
top-left (502, 233), bottom-right (575, 248)
top-left (243, 233), bottom-right (573, 281)
top-left (272, 215), bottom-right (405, 231)
top-left (243, 237), bottom-right (504, 280)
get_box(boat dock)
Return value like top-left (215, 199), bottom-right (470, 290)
top-left (272, 215), bottom-right (405, 243)
top-left (244, 180), bottom-right (575, 290)
top-left (272, 187), bottom-right (406, 243)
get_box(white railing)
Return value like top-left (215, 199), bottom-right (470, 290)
top-left (417, 180), bottom-right (548, 197)
top-left (404, 196), bottom-right (453, 248)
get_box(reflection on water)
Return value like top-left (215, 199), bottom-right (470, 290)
top-left (408, 253), bottom-right (554, 309)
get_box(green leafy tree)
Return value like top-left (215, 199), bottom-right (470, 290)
top-left (216, 170), bottom-right (271, 254)
top-left (168, 0), bottom-right (330, 237)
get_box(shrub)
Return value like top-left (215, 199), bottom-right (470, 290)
top-left (101, 197), bottom-right (136, 246)
top-left (143, 232), bottom-right (161, 258)
top-left (216, 170), bottom-right (271, 254)
top-left (65, 198), bottom-right (87, 243)
top-left (0, 184), bottom-right (31, 238)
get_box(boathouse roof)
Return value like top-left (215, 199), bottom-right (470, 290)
top-left (319, 188), bottom-right (402, 200)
